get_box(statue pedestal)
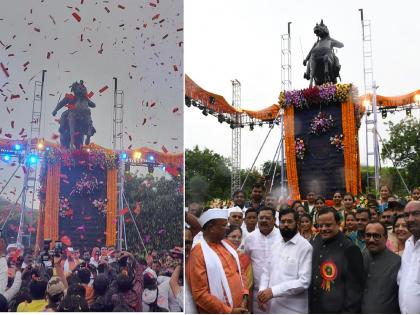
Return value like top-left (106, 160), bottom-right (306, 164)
top-left (280, 84), bottom-right (361, 200)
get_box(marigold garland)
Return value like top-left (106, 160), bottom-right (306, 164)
top-left (44, 163), bottom-right (60, 242)
top-left (284, 106), bottom-right (300, 200)
top-left (342, 100), bottom-right (360, 195)
top-left (106, 168), bottom-right (118, 246)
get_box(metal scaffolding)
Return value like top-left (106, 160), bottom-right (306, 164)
top-left (231, 79), bottom-right (241, 195)
top-left (279, 23), bottom-right (292, 197)
top-left (17, 70), bottom-right (46, 247)
top-left (112, 77), bottom-right (127, 251)
top-left (359, 9), bottom-right (380, 192)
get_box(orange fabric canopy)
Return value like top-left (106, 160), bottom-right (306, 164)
top-left (186, 75), bottom-right (281, 120)
top-left (359, 90), bottom-right (420, 108)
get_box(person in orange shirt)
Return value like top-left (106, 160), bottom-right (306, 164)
top-left (77, 268), bottom-right (95, 306)
top-left (186, 208), bottom-right (249, 314)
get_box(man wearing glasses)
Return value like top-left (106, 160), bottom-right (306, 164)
top-left (308, 207), bottom-right (364, 313)
top-left (398, 200), bottom-right (420, 314)
top-left (361, 222), bottom-right (401, 313)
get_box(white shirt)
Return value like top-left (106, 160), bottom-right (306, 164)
top-left (398, 235), bottom-right (420, 314)
top-left (259, 233), bottom-right (313, 314)
top-left (244, 227), bottom-right (281, 289)
top-left (142, 279), bottom-right (170, 311)
top-left (240, 223), bottom-right (257, 251)
top-left (185, 281), bottom-right (197, 314)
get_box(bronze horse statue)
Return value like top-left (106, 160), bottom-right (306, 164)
top-left (303, 20), bottom-right (343, 87)
top-left (52, 81), bottom-right (96, 150)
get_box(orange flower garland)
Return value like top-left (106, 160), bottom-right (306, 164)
top-left (106, 169), bottom-right (118, 246)
top-left (341, 100), bottom-right (361, 195)
top-left (283, 106), bottom-right (301, 200)
top-left (44, 163), bottom-right (61, 242)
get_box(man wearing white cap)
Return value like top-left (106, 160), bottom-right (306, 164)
top-left (229, 206), bottom-right (244, 228)
top-left (186, 209), bottom-right (249, 314)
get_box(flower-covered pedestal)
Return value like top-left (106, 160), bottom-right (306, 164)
top-left (279, 83), bottom-right (362, 200)
top-left (37, 143), bottom-right (119, 249)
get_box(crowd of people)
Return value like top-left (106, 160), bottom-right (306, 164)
top-left (185, 183), bottom-right (420, 314)
top-left (0, 241), bottom-right (183, 312)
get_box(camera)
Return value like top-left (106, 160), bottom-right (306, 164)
top-left (40, 239), bottom-right (52, 267)
top-left (43, 239), bottom-right (52, 252)
top-left (41, 252), bottom-right (50, 263)
top-left (54, 241), bottom-right (62, 257)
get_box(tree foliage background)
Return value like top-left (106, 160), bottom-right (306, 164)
top-left (124, 172), bottom-right (183, 256)
top-left (381, 117), bottom-right (420, 195)
top-left (186, 146), bottom-right (274, 205)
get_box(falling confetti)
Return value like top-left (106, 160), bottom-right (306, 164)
top-left (98, 85), bottom-right (108, 93)
top-left (72, 12), bottom-right (81, 22)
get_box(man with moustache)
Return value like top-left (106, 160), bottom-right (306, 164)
top-left (245, 207), bottom-right (281, 314)
top-left (257, 208), bottom-right (313, 313)
top-left (348, 208), bottom-right (371, 251)
top-left (229, 206), bottom-right (244, 228)
top-left (398, 200), bottom-right (420, 314)
top-left (233, 190), bottom-right (247, 210)
top-left (361, 221), bottom-right (401, 313)
top-left (309, 207), bottom-right (364, 313)
top-left (245, 182), bottom-right (266, 211)
top-left (187, 209), bottom-right (249, 314)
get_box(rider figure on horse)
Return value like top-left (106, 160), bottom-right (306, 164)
top-left (303, 20), bottom-right (344, 86)
top-left (52, 80), bottom-right (96, 148)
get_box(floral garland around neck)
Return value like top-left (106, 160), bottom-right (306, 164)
top-left (330, 134), bottom-right (344, 152)
top-left (310, 112), bottom-right (334, 135)
top-left (295, 137), bottom-right (306, 160)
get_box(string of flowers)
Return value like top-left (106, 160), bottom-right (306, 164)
top-left (45, 147), bottom-right (118, 169)
top-left (295, 137), bottom-right (306, 160)
top-left (93, 198), bottom-right (108, 215)
top-left (278, 83), bottom-right (353, 109)
top-left (310, 112), bottom-right (335, 135)
top-left (59, 197), bottom-right (73, 218)
top-left (330, 134), bottom-right (344, 151)
top-left (70, 173), bottom-right (99, 196)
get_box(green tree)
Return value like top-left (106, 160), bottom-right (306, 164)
top-left (240, 167), bottom-right (264, 198)
top-left (381, 117), bottom-right (420, 195)
top-left (124, 173), bottom-right (183, 256)
top-left (361, 166), bottom-right (407, 197)
top-left (185, 146), bottom-right (231, 204)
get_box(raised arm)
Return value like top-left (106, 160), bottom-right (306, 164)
top-left (330, 38), bottom-right (344, 48)
top-left (87, 99), bottom-right (96, 108)
top-left (52, 97), bottom-right (70, 116)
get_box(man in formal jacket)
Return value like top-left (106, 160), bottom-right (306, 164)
top-left (309, 207), bottom-right (364, 313)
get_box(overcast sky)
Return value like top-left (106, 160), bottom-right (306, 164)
top-left (0, 0), bottom-right (183, 202)
top-left (185, 0), bottom-right (420, 174)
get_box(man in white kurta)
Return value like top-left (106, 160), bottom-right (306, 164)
top-left (244, 207), bottom-right (281, 314)
top-left (398, 201), bottom-right (420, 314)
top-left (258, 208), bottom-right (312, 313)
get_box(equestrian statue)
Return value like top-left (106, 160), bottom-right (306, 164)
top-left (52, 80), bottom-right (96, 150)
top-left (303, 20), bottom-right (344, 87)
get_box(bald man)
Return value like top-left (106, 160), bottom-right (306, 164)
top-left (398, 201), bottom-right (420, 314)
